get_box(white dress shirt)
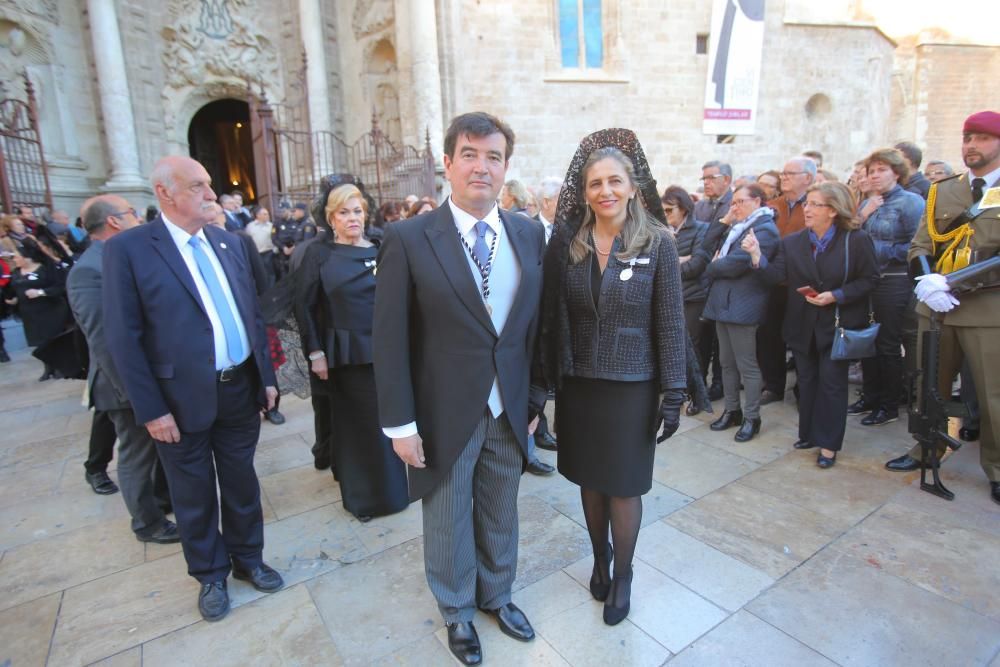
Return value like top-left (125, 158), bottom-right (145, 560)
top-left (538, 212), bottom-right (554, 244)
top-left (382, 197), bottom-right (521, 440)
top-left (162, 215), bottom-right (251, 370)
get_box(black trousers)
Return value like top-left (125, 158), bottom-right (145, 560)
top-left (793, 335), bottom-right (850, 451)
top-left (154, 365), bottom-right (264, 583)
top-left (311, 392), bottom-right (335, 468)
top-left (701, 321), bottom-right (723, 386)
top-left (684, 300), bottom-right (709, 390)
top-left (84, 409), bottom-right (117, 475)
top-left (757, 286), bottom-right (788, 395)
top-left (861, 273), bottom-right (910, 411)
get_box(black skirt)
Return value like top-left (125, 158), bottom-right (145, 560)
top-left (328, 363), bottom-right (410, 518)
top-left (555, 376), bottom-right (659, 497)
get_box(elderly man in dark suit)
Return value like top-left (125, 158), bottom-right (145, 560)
top-left (67, 194), bottom-right (178, 544)
top-left (374, 112), bottom-right (545, 665)
top-left (103, 156), bottom-right (281, 622)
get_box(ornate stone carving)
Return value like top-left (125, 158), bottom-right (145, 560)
top-left (352, 0), bottom-right (393, 40)
top-left (2, 0), bottom-right (58, 25)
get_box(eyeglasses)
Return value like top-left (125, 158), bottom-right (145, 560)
top-left (699, 174), bottom-right (726, 182)
top-left (803, 201), bottom-right (831, 209)
top-left (732, 197), bottom-right (759, 205)
top-left (111, 207), bottom-right (137, 218)
top-left (779, 171), bottom-right (806, 178)
top-left (662, 205), bottom-right (677, 213)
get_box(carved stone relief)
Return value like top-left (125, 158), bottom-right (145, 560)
top-left (352, 0), bottom-right (393, 40)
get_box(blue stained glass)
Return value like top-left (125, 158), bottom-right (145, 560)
top-left (559, 0), bottom-right (580, 68)
top-left (582, 0), bottom-right (603, 68)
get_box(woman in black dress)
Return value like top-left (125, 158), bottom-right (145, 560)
top-left (296, 182), bottom-right (409, 521)
top-left (537, 129), bottom-right (687, 625)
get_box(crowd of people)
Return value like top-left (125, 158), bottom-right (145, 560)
top-left (0, 107), bottom-right (997, 665)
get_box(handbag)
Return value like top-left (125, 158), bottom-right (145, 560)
top-left (830, 231), bottom-right (880, 361)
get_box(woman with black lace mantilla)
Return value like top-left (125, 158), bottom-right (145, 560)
top-left (536, 129), bottom-right (698, 626)
top-left (295, 179), bottom-right (409, 522)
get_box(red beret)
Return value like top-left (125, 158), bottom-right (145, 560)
top-left (964, 111), bottom-right (1000, 137)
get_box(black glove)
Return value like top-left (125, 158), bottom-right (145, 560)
top-left (528, 384), bottom-right (548, 423)
top-left (655, 389), bottom-right (686, 444)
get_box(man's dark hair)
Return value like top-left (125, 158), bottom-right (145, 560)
top-left (444, 112), bottom-right (515, 161)
top-left (81, 197), bottom-right (122, 235)
top-left (661, 185), bottom-right (695, 216)
top-left (894, 141), bottom-right (923, 169)
top-left (802, 150), bottom-right (823, 166)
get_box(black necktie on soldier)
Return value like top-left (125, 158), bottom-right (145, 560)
top-left (972, 177), bottom-right (985, 203)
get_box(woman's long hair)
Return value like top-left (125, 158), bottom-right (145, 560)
top-left (568, 147), bottom-right (664, 264)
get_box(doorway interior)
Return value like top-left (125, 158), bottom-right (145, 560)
top-left (187, 98), bottom-right (257, 203)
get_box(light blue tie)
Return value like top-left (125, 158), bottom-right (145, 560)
top-left (187, 236), bottom-right (245, 363)
top-left (473, 221), bottom-right (492, 270)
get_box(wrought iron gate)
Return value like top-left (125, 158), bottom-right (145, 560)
top-left (0, 74), bottom-right (52, 213)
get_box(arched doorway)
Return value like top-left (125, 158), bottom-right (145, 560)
top-left (187, 99), bottom-right (257, 202)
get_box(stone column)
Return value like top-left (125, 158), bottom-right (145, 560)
top-left (299, 0), bottom-right (333, 179)
top-left (407, 0), bottom-right (444, 158)
top-left (87, 0), bottom-right (145, 188)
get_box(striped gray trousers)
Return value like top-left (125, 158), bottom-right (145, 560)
top-left (422, 409), bottom-right (524, 623)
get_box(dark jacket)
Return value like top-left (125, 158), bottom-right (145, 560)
top-left (551, 229), bottom-right (686, 391)
top-left (755, 227), bottom-right (879, 353)
top-left (8, 262), bottom-right (71, 347)
top-left (701, 211), bottom-right (780, 325)
top-left (904, 171), bottom-right (931, 200)
top-left (672, 216), bottom-right (709, 303)
top-left (860, 184), bottom-right (924, 273)
top-left (693, 189), bottom-right (732, 224)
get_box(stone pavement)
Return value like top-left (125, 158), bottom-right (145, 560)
top-left (1, 345), bottom-right (998, 667)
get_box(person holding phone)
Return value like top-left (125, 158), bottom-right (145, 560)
top-left (742, 182), bottom-right (878, 467)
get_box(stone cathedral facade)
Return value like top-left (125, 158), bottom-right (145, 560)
top-left (0, 0), bottom-right (995, 213)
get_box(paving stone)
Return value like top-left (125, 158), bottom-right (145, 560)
top-left (652, 432), bottom-right (760, 499)
top-left (260, 503), bottom-right (367, 588)
top-left (434, 613), bottom-right (571, 666)
top-left (669, 610), bottom-right (838, 666)
top-left (0, 592), bottom-right (61, 667)
top-left (513, 494), bottom-right (593, 591)
top-left (682, 419), bottom-right (798, 465)
top-left (348, 501), bottom-right (423, 555)
top-left (535, 599), bottom-right (670, 667)
top-left (371, 632), bottom-right (455, 666)
top-left (142, 584), bottom-right (342, 666)
top-left (87, 647), bottom-right (141, 666)
top-left (748, 549), bottom-right (1000, 666)
top-left (509, 569), bottom-right (592, 624)
top-left (0, 458), bottom-right (65, 509)
top-left (259, 463), bottom-right (342, 519)
top-left (0, 481), bottom-right (129, 551)
top-left (253, 431), bottom-right (316, 477)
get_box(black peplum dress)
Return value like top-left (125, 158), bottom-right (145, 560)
top-left (298, 242), bottom-right (409, 519)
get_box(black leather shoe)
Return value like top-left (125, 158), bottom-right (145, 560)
top-left (136, 520), bottom-right (180, 544)
top-left (793, 439), bottom-right (815, 450)
top-left (710, 409), bottom-right (743, 431)
top-left (847, 397), bottom-right (876, 415)
top-left (590, 543), bottom-right (613, 602)
top-left (483, 602), bottom-right (535, 641)
top-left (535, 433), bottom-right (558, 451)
top-left (603, 567), bottom-right (633, 626)
top-left (861, 408), bottom-right (898, 426)
top-left (817, 451), bottom-right (837, 468)
top-left (232, 562), bottom-right (284, 592)
top-left (198, 580), bottom-right (230, 622)
top-left (0, 348), bottom-right (9, 362)
top-left (707, 383), bottom-right (724, 402)
top-left (85, 471), bottom-right (119, 495)
top-left (759, 390), bottom-right (783, 406)
top-left (685, 402), bottom-right (701, 416)
top-left (526, 459), bottom-right (555, 476)
top-left (991, 482), bottom-right (1000, 506)
top-left (446, 622), bottom-right (482, 665)
top-left (960, 427), bottom-right (980, 442)
top-left (265, 408), bottom-right (286, 425)
top-left (734, 418), bottom-right (761, 442)
top-left (885, 454), bottom-right (921, 472)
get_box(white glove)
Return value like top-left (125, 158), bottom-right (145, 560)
top-left (922, 290), bottom-right (959, 313)
top-left (914, 273), bottom-right (949, 301)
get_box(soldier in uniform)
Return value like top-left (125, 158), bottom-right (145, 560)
top-left (884, 110), bottom-right (1000, 506)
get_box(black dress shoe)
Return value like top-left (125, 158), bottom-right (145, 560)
top-left (38, 371), bottom-right (53, 382)
top-left (959, 427), bottom-right (980, 442)
top-left (885, 454), bottom-right (921, 472)
top-left (847, 397), bottom-right (876, 415)
top-left (817, 451), bottom-right (837, 468)
top-left (793, 439), bottom-right (816, 450)
top-left (710, 409), bottom-right (743, 431)
top-left (759, 390), bottom-right (783, 406)
top-left (446, 622), bottom-right (482, 665)
top-left (590, 543), bottom-right (613, 602)
top-left (603, 567), bottom-right (633, 626)
top-left (707, 383), bottom-right (724, 402)
top-left (0, 348), bottom-right (10, 362)
top-left (861, 408), bottom-right (898, 426)
top-left (685, 402), bottom-right (701, 417)
top-left (232, 562), bottom-right (284, 592)
top-left (198, 580), bottom-right (230, 622)
top-left (991, 482), bottom-right (1000, 506)
top-left (136, 520), bottom-right (181, 544)
top-left (734, 418), bottom-right (761, 442)
top-left (535, 433), bottom-right (558, 451)
top-left (482, 602), bottom-right (535, 641)
top-left (85, 471), bottom-right (119, 495)
top-left (265, 408), bottom-right (286, 425)
top-left (526, 459), bottom-right (555, 476)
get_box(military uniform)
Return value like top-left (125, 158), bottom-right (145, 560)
top-left (904, 171), bottom-right (1000, 482)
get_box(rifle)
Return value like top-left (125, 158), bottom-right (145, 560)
top-left (908, 256), bottom-right (1000, 500)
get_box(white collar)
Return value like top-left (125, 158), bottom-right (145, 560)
top-left (538, 212), bottom-right (553, 228)
top-left (448, 197), bottom-right (501, 236)
top-left (161, 214), bottom-right (208, 247)
top-left (970, 165), bottom-right (1000, 190)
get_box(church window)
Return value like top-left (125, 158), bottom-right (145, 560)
top-left (559, 0), bottom-right (603, 69)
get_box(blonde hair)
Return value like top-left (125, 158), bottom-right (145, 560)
top-left (324, 184), bottom-right (367, 227)
top-left (1, 214), bottom-right (22, 234)
top-left (808, 182), bottom-right (860, 230)
top-left (569, 147), bottom-right (662, 264)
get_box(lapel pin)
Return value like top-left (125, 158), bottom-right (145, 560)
top-left (220, 243), bottom-right (227, 249)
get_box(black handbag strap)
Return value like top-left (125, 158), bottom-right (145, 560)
top-left (833, 230), bottom-right (875, 328)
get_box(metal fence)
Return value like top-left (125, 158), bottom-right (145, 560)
top-left (0, 74), bottom-right (51, 214)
